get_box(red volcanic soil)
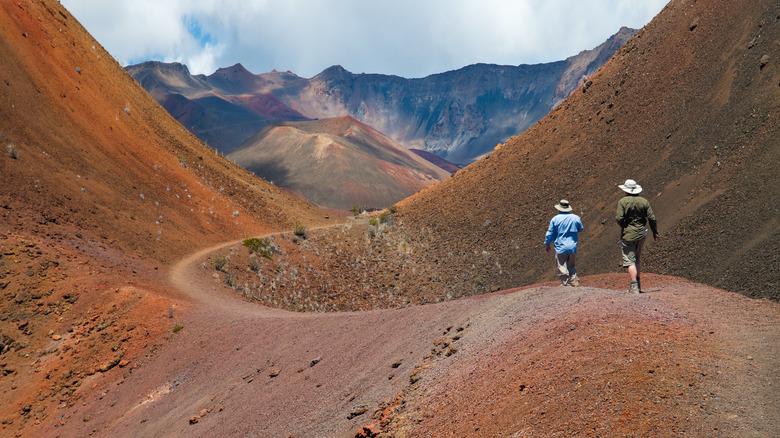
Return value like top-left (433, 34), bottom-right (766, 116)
top-left (0, 0), bottom-right (778, 437)
top-left (26, 233), bottom-right (778, 437)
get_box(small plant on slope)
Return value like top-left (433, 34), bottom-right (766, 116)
top-left (6, 143), bottom-right (18, 159)
top-left (294, 221), bottom-right (307, 239)
top-left (242, 238), bottom-right (274, 260)
top-left (213, 255), bottom-right (228, 271)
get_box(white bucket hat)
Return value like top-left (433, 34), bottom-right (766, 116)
top-left (618, 179), bottom-right (642, 194)
top-left (554, 199), bottom-right (573, 212)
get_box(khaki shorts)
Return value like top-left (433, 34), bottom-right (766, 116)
top-left (621, 237), bottom-right (645, 267)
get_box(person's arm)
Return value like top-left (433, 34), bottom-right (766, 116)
top-left (544, 218), bottom-right (556, 251)
top-left (647, 203), bottom-right (659, 240)
top-left (615, 199), bottom-right (626, 227)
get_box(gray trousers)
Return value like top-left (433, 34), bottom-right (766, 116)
top-left (555, 253), bottom-right (577, 285)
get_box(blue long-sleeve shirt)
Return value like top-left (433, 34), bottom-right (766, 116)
top-left (544, 212), bottom-right (584, 254)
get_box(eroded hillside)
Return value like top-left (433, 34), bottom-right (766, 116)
top-left (0, 1), bottom-right (335, 433)
top-left (396, 0), bottom-right (779, 300)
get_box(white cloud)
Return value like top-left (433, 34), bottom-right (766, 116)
top-left (62, 0), bottom-right (668, 78)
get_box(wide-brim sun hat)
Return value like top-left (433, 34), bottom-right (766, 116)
top-left (618, 179), bottom-right (642, 194)
top-left (555, 199), bottom-right (573, 212)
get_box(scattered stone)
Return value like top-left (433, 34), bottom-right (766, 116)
top-left (759, 55), bottom-right (770, 69)
top-left (269, 368), bottom-right (281, 378)
top-left (97, 358), bottom-right (120, 373)
top-left (119, 360), bottom-right (130, 368)
top-left (582, 80), bottom-right (593, 93)
top-left (355, 423), bottom-right (381, 437)
top-left (347, 404), bottom-right (368, 419)
top-left (51, 334), bottom-right (62, 341)
top-left (310, 356), bottom-right (322, 367)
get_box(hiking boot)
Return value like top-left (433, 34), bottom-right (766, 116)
top-left (569, 277), bottom-right (580, 287)
top-left (628, 281), bottom-right (640, 294)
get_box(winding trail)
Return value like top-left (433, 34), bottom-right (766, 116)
top-left (54, 228), bottom-right (779, 438)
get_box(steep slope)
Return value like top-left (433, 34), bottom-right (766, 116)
top-left (228, 116), bottom-right (450, 210)
top-left (127, 28), bottom-right (636, 164)
top-left (0, 1), bottom-right (334, 434)
top-left (397, 0), bottom-right (779, 300)
top-left (0, 5), bottom-right (329, 264)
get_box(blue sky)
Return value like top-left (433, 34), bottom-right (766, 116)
top-left (61, 0), bottom-right (669, 79)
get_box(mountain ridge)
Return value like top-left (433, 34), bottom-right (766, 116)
top-left (127, 27), bottom-right (637, 162)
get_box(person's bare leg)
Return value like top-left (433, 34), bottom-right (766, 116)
top-left (635, 238), bottom-right (644, 290)
top-left (628, 264), bottom-right (638, 282)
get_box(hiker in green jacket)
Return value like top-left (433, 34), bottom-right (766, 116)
top-left (616, 179), bottom-right (660, 294)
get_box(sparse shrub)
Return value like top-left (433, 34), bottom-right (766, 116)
top-left (213, 255), bottom-right (228, 271)
top-left (378, 211), bottom-right (391, 223)
top-left (6, 143), bottom-right (17, 159)
top-left (369, 218), bottom-right (378, 226)
top-left (351, 205), bottom-right (363, 216)
top-left (294, 221), bottom-right (307, 238)
top-left (248, 254), bottom-right (260, 272)
top-left (387, 205), bottom-right (397, 214)
top-left (178, 155), bottom-right (187, 168)
top-left (243, 238), bottom-right (273, 260)
top-left (172, 324), bottom-right (183, 333)
top-left (225, 275), bottom-right (236, 288)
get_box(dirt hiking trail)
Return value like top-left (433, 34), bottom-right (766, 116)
top-left (43, 228), bottom-right (778, 438)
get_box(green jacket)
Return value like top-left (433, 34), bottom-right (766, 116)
top-left (616, 195), bottom-right (658, 241)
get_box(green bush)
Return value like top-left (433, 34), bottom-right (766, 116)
top-left (378, 211), bottom-right (391, 223)
top-left (387, 205), bottom-right (397, 214)
top-left (172, 324), bottom-right (184, 333)
top-left (294, 221), bottom-right (307, 238)
top-left (242, 238), bottom-right (273, 260)
top-left (369, 218), bottom-right (378, 226)
top-left (213, 255), bottom-right (228, 271)
top-left (6, 143), bottom-right (18, 159)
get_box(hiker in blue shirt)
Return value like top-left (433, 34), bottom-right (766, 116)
top-left (544, 199), bottom-right (584, 287)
